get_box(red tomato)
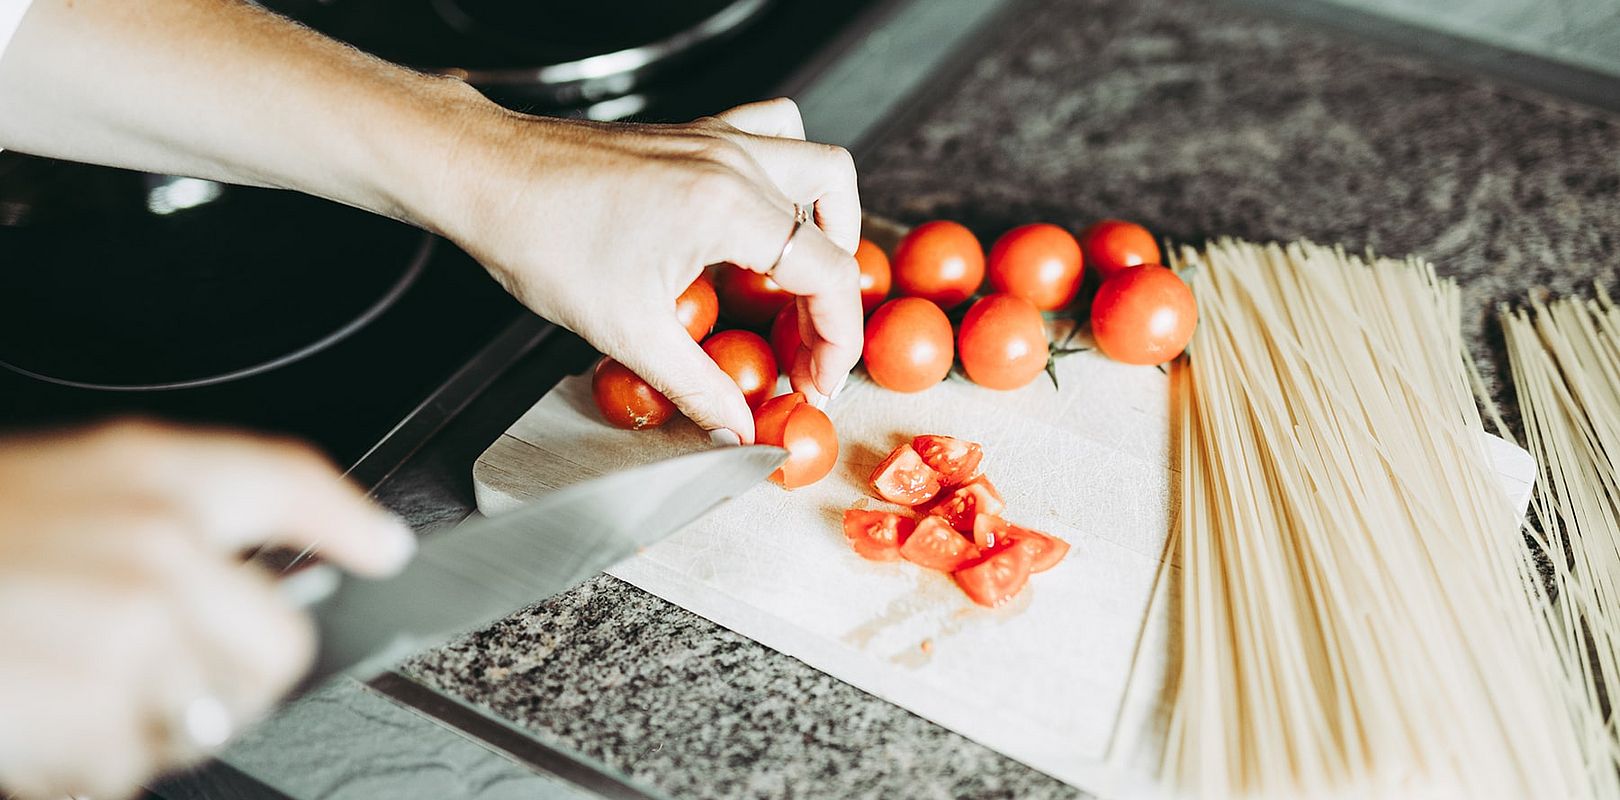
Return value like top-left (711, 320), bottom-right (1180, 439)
top-left (675, 274), bottom-right (719, 341)
top-left (1078, 219), bottom-right (1160, 283)
top-left (972, 515), bottom-right (1069, 573)
top-left (911, 435), bottom-right (982, 486)
top-left (843, 509), bottom-right (914, 562)
top-left (769, 302), bottom-right (802, 378)
top-left (862, 297), bottom-right (954, 393)
top-left (900, 515), bottom-right (981, 572)
top-left (1090, 265), bottom-right (1197, 366)
top-left (987, 223), bottom-right (1083, 310)
top-left (753, 392), bottom-right (838, 489)
top-left (715, 262), bottom-right (793, 328)
top-left (869, 443), bottom-right (943, 506)
top-left (958, 294), bottom-right (1049, 391)
top-left (855, 238), bottom-right (892, 315)
top-left (892, 220), bottom-right (984, 309)
top-left (952, 544), bottom-right (1032, 607)
top-left (591, 358), bottom-right (675, 430)
top-left (928, 476), bottom-right (1005, 532)
top-left (702, 329), bottom-right (779, 409)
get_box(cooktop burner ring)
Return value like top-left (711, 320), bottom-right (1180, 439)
top-left (0, 233), bottom-right (436, 393)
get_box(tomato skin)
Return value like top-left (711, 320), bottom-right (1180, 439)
top-left (892, 220), bottom-right (985, 309)
top-left (928, 476), bottom-right (1005, 532)
top-left (855, 238), bottom-right (893, 315)
top-left (843, 509), bottom-right (915, 561)
top-left (958, 294), bottom-right (1049, 391)
top-left (910, 435), bottom-right (982, 486)
top-left (1078, 219), bottom-right (1160, 283)
top-left (592, 358), bottom-right (675, 430)
top-left (952, 543), bottom-right (1033, 607)
top-left (870, 444), bottom-right (943, 506)
top-left (863, 297), bottom-right (954, 393)
top-left (1090, 265), bottom-right (1197, 366)
top-left (769, 302), bottom-right (802, 378)
top-left (900, 515), bottom-right (981, 572)
top-left (754, 392), bottom-right (839, 489)
top-left (715, 263), bottom-right (793, 328)
top-left (987, 224), bottom-right (1083, 311)
top-left (675, 274), bottom-right (720, 341)
top-left (702, 329), bottom-right (779, 409)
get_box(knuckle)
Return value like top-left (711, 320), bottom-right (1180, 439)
top-left (681, 165), bottom-right (748, 209)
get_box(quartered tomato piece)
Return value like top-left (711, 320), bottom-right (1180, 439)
top-left (927, 476), bottom-right (1004, 532)
top-left (910, 434), bottom-right (983, 486)
top-left (843, 509), bottom-right (914, 562)
top-left (869, 444), bottom-right (943, 506)
top-left (899, 516), bottom-right (981, 572)
top-left (754, 392), bottom-right (838, 489)
top-left (953, 544), bottom-right (1032, 607)
top-left (971, 512), bottom-right (1013, 550)
top-left (973, 514), bottom-right (1069, 573)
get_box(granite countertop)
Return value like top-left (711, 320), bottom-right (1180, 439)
top-left (398, 0), bottom-right (1620, 797)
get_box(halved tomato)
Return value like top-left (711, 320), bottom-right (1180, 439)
top-left (754, 392), bottom-right (838, 489)
top-left (910, 434), bottom-right (983, 486)
top-left (952, 544), bottom-right (1032, 607)
top-left (899, 515), bottom-right (980, 572)
top-left (869, 444), bottom-right (943, 506)
top-left (843, 509), bottom-right (914, 562)
top-left (972, 514), bottom-right (1068, 573)
top-left (927, 476), bottom-right (1004, 532)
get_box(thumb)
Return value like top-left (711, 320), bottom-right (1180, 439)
top-left (609, 321), bottom-right (757, 444)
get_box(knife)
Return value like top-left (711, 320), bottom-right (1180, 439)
top-left (286, 445), bottom-right (789, 690)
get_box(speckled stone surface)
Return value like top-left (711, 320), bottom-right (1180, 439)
top-left (404, 0), bottom-right (1620, 797)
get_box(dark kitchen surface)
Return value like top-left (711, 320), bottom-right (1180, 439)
top-left (389, 1), bottom-right (1617, 799)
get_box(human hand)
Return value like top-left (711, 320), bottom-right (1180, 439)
top-left (0, 420), bottom-right (416, 800)
top-left (432, 98), bottom-right (863, 444)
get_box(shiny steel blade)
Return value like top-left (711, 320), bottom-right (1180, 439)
top-left (302, 445), bottom-right (788, 685)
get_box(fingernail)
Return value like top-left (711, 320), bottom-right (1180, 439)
top-left (829, 374), bottom-right (849, 402)
top-left (376, 513), bottom-right (418, 572)
top-left (808, 390), bottom-right (829, 410)
top-left (709, 428), bottom-right (741, 447)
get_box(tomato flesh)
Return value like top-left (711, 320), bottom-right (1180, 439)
top-left (973, 514), bottom-right (1068, 573)
top-left (870, 444), bottom-right (943, 506)
top-left (928, 476), bottom-right (1004, 532)
top-left (843, 509), bottom-right (914, 562)
top-left (910, 434), bottom-right (982, 486)
top-left (754, 392), bottom-right (838, 489)
top-left (675, 274), bottom-right (719, 341)
top-left (953, 544), bottom-right (1032, 607)
top-left (899, 515), bottom-right (981, 572)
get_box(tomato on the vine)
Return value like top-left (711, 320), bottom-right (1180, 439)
top-left (863, 297), bottom-right (954, 393)
top-left (675, 274), bottom-right (720, 341)
top-left (715, 262), bottom-right (793, 328)
top-left (754, 392), bottom-right (839, 489)
top-left (855, 238), bottom-right (893, 315)
top-left (987, 223), bottom-right (1083, 311)
top-left (591, 358), bottom-right (675, 430)
top-left (892, 220), bottom-right (984, 309)
top-left (1090, 265), bottom-right (1197, 366)
top-left (958, 294), bottom-right (1049, 391)
top-left (702, 329), bottom-right (779, 409)
top-left (1078, 219), bottom-right (1160, 283)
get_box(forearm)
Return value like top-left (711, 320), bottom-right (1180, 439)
top-left (0, 0), bottom-right (490, 230)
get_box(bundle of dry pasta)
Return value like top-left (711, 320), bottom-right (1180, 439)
top-left (1160, 240), bottom-right (1616, 798)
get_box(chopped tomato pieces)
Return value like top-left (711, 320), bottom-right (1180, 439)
top-left (899, 516), bottom-right (981, 572)
top-left (910, 434), bottom-right (983, 486)
top-left (953, 544), bottom-right (1033, 607)
top-left (1006, 526), bottom-right (1069, 573)
top-left (842, 509), bottom-right (914, 562)
top-left (927, 476), bottom-right (1004, 532)
top-left (870, 444), bottom-right (943, 506)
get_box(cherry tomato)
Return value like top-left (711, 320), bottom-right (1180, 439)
top-left (855, 238), bottom-right (892, 315)
top-left (892, 220), bottom-right (984, 309)
top-left (958, 294), bottom-right (1049, 391)
top-left (910, 435), bottom-right (982, 486)
top-left (769, 302), bottom-right (802, 378)
top-left (952, 543), bottom-right (1032, 607)
top-left (869, 443), bottom-right (943, 506)
top-left (843, 509), bottom-right (914, 562)
top-left (987, 223), bottom-right (1083, 310)
top-left (972, 514), bottom-right (1069, 573)
top-left (591, 358), bottom-right (675, 430)
top-left (1078, 219), bottom-right (1160, 283)
top-left (753, 392), bottom-right (838, 489)
top-left (927, 476), bottom-right (1004, 532)
top-left (702, 329), bottom-right (779, 409)
top-left (1090, 265), bottom-right (1197, 366)
top-left (862, 297), bottom-right (954, 393)
top-left (900, 515), bottom-right (981, 572)
top-left (675, 274), bottom-right (719, 341)
top-left (715, 262), bottom-right (793, 328)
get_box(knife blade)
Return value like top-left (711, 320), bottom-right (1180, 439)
top-left (295, 444), bottom-right (788, 688)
